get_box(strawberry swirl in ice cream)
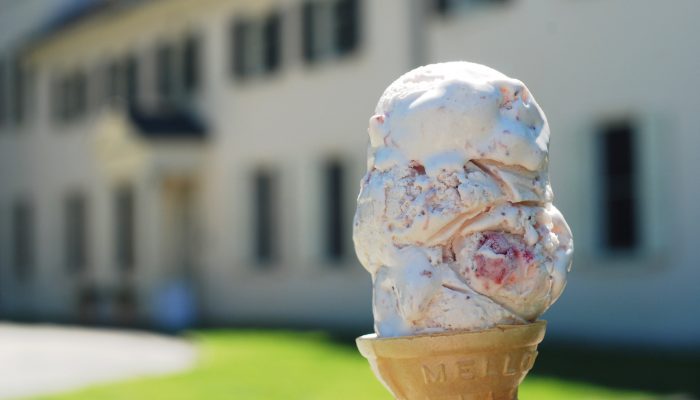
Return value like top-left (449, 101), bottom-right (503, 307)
top-left (353, 62), bottom-right (573, 337)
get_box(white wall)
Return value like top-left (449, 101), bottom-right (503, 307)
top-left (428, 0), bottom-right (700, 347)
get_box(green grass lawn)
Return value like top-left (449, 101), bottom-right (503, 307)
top-left (31, 330), bottom-right (658, 400)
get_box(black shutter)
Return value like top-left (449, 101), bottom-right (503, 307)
top-left (59, 75), bottom-right (69, 121)
top-left (232, 20), bottom-right (248, 78)
top-left (325, 161), bottom-right (345, 260)
top-left (75, 70), bottom-right (87, 117)
top-left (0, 59), bottom-right (6, 125)
top-left (65, 194), bottom-right (88, 273)
top-left (156, 44), bottom-right (174, 106)
top-left (253, 170), bottom-right (276, 264)
top-left (335, 0), bottom-right (359, 54)
top-left (115, 186), bottom-right (136, 271)
top-left (601, 122), bottom-right (638, 250)
top-left (107, 60), bottom-right (122, 105)
top-left (125, 55), bottom-right (138, 109)
top-left (435, 0), bottom-right (450, 15)
top-left (12, 201), bottom-right (33, 279)
top-left (12, 60), bottom-right (24, 124)
top-left (302, 2), bottom-right (316, 62)
top-left (68, 73), bottom-right (75, 118)
top-left (264, 13), bottom-right (281, 73)
top-left (183, 35), bottom-right (200, 93)
top-left (50, 76), bottom-right (60, 121)
top-left (65, 73), bottom-right (75, 120)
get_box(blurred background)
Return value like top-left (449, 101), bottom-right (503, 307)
top-left (0, 0), bottom-right (698, 399)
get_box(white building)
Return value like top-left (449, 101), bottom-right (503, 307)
top-left (0, 0), bottom-right (698, 347)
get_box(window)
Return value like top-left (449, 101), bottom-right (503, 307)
top-left (115, 186), bottom-right (135, 271)
top-left (156, 43), bottom-right (175, 107)
top-left (231, 13), bottom-right (282, 79)
top-left (154, 36), bottom-right (204, 108)
top-left (12, 200), bottom-right (33, 280)
top-left (253, 169), bottom-right (277, 264)
top-left (302, 0), bottom-right (359, 63)
top-left (65, 193), bottom-right (87, 273)
top-left (324, 160), bottom-right (345, 260)
top-left (599, 121), bottom-right (638, 251)
top-left (53, 70), bottom-right (88, 122)
top-left (183, 35), bottom-right (200, 94)
top-left (92, 55), bottom-right (139, 110)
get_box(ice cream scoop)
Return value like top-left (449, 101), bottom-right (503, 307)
top-left (353, 62), bottom-right (573, 338)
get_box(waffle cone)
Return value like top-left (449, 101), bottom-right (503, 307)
top-left (356, 321), bottom-right (546, 400)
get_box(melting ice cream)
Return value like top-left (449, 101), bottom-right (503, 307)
top-left (353, 62), bottom-right (573, 337)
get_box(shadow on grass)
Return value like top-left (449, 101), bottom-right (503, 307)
top-left (528, 341), bottom-right (699, 399)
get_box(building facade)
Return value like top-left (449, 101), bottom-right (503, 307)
top-left (0, 0), bottom-right (698, 347)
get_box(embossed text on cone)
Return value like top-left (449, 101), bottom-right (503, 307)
top-left (356, 321), bottom-right (546, 400)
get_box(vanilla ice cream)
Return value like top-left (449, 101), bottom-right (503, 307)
top-left (353, 62), bottom-right (573, 337)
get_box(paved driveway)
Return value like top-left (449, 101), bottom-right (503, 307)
top-left (0, 323), bottom-right (196, 399)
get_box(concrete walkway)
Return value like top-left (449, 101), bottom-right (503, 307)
top-left (0, 323), bottom-right (197, 399)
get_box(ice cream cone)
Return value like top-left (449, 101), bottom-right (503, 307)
top-left (356, 320), bottom-right (546, 400)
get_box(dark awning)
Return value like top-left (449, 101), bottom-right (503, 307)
top-left (128, 107), bottom-right (207, 140)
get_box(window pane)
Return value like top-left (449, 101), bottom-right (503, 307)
top-left (600, 122), bottom-right (638, 250)
top-left (115, 186), bottom-right (135, 271)
top-left (253, 170), bottom-right (276, 264)
top-left (325, 161), bottom-right (345, 260)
